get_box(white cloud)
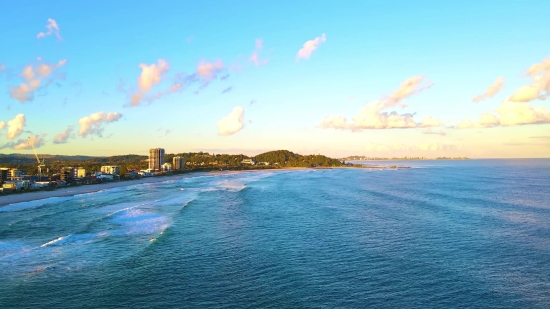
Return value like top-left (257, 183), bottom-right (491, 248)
top-left (509, 55), bottom-right (550, 102)
top-left (131, 59), bottom-right (170, 106)
top-left (455, 101), bottom-right (550, 128)
top-left (6, 114), bottom-right (26, 139)
top-left (297, 33), bottom-right (326, 60)
top-left (77, 112), bottom-right (122, 137)
top-left (319, 76), bottom-right (438, 131)
top-left (217, 107), bottom-right (244, 136)
top-left (9, 59), bottom-right (67, 103)
top-left (0, 121), bottom-right (5, 130)
top-left (53, 126), bottom-right (74, 144)
top-left (472, 77), bottom-right (504, 102)
top-left (37, 18), bottom-right (61, 40)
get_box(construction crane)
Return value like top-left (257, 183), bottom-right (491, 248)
top-left (28, 136), bottom-right (45, 182)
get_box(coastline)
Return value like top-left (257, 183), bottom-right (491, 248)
top-left (0, 170), bottom-right (255, 208)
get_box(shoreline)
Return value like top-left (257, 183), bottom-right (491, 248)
top-left (0, 170), bottom-right (258, 208)
top-left (0, 166), bottom-right (395, 208)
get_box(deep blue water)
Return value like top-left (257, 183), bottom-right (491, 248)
top-left (1, 159), bottom-right (549, 308)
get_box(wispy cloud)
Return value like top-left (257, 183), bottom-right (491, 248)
top-left (472, 77), bottom-right (504, 103)
top-left (509, 55), bottom-right (550, 102)
top-left (37, 18), bottom-right (61, 40)
top-left (1, 134), bottom-right (45, 150)
top-left (529, 135), bottom-right (550, 139)
top-left (365, 143), bottom-right (457, 152)
top-left (319, 76), bottom-right (438, 130)
top-left (422, 128), bottom-right (446, 136)
top-left (217, 107), bottom-right (244, 136)
top-left (78, 112), bottom-right (122, 137)
top-left (297, 34), bottom-right (326, 61)
top-left (53, 126), bottom-right (74, 144)
top-left (249, 100), bottom-right (257, 106)
top-left (221, 86), bottom-right (233, 94)
top-left (249, 39), bottom-right (268, 66)
top-left (8, 59), bottom-right (67, 103)
top-left (197, 59), bottom-right (224, 80)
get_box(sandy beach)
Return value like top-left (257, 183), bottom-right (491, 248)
top-left (0, 170), bottom-right (253, 207)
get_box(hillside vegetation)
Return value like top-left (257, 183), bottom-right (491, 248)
top-left (0, 150), bottom-right (343, 177)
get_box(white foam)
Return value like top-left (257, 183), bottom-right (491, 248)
top-left (40, 235), bottom-right (68, 248)
top-left (0, 196), bottom-right (74, 212)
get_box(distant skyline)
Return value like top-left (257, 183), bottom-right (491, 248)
top-left (0, 1), bottom-right (549, 158)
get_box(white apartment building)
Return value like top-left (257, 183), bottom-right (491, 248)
top-left (101, 166), bottom-right (120, 175)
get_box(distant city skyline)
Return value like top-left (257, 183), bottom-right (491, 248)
top-left (0, 1), bottom-right (549, 158)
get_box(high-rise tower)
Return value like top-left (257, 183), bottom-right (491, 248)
top-left (149, 148), bottom-right (165, 170)
top-left (173, 156), bottom-right (185, 171)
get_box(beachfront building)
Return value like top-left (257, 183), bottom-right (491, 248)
top-left (101, 166), bottom-right (120, 175)
top-left (60, 167), bottom-right (74, 182)
top-left (162, 163), bottom-right (172, 173)
top-left (149, 148), bottom-right (165, 171)
top-left (9, 168), bottom-right (23, 180)
top-left (75, 167), bottom-right (86, 178)
top-left (173, 156), bottom-right (185, 171)
top-left (0, 168), bottom-right (9, 184)
top-left (241, 158), bottom-right (256, 165)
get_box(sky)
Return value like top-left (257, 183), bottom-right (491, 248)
top-left (0, 0), bottom-right (549, 158)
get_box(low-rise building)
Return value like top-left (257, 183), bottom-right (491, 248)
top-left (162, 163), bottom-right (172, 172)
top-left (101, 166), bottom-right (120, 175)
top-left (9, 168), bottom-right (23, 180)
top-left (241, 158), bottom-right (256, 165)
top-left (60, 167), bottom-right (74, 182)
top-left (75, 167), bottom-right (86, 178)
top-left (97, 174), bottom-right (114, 181)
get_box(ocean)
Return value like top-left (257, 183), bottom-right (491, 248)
top-left (1, 159), bottom-right (549, 308)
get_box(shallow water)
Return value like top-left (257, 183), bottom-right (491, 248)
top-left (1, 160), bottom-right (549, 308)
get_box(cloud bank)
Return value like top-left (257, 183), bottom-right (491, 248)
top-left (319, 76), bottom-right (438, 131)
top-left (456, 101), bottom-right (550, 128)
top-left (217, 107), bottom-right (244, 136)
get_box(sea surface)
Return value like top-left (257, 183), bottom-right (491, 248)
top-left (1, 159), bottom-right (549, 308)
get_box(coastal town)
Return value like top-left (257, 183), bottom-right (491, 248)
top-left (0, 148), bottom-right (345, 194)
top-left (0, 147), bottom-right (192, 193)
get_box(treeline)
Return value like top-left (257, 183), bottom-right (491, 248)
top-left (255, 150), bottom-right (343, 167)
top-left (1, 150), bottom-right (343, 177)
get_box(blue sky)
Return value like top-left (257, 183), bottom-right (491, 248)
top-left (0, 1), bottom-right (549, 158)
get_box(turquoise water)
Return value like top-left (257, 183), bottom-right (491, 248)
top-left (1, 160), bottom-right (549, 308)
